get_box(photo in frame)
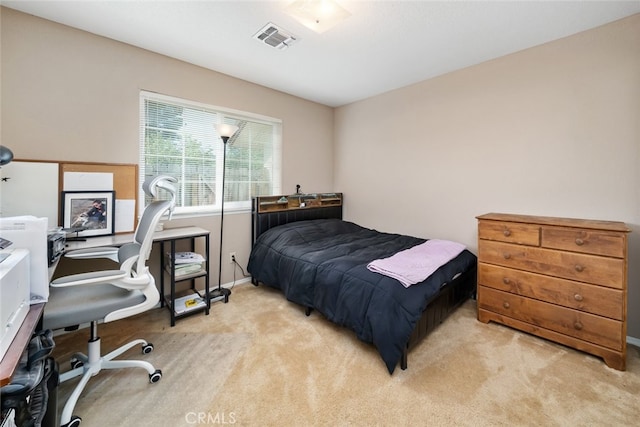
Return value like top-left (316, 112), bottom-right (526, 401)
top-left (62, 190), bottom-right (115, 237)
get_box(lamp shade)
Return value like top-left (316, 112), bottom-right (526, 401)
top-left (215, 124), bottom-right (239, 139)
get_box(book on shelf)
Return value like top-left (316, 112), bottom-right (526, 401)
top-left (173, 293), bottom-right (205, 314)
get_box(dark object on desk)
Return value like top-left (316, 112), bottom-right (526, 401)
top-left (47, 231), bottom-right (66, 265)
top-left (62, 227), bottom-right (88, 242)
top-left (1, 329), bottom-right (58, 427)
top-left (249, 194), bottom-right (477, 374)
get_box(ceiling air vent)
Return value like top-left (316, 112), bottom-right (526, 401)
top-left (253, 23), bottom-right (298, 50)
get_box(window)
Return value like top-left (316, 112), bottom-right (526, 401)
top-left (139, 91), bottom-right (281, 215)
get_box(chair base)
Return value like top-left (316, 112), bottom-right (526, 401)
top-left (58, 321), bottom-right (162, 427)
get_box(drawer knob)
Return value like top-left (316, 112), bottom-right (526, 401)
top-left (575, 264), bottom-right (584, 273)
top-left (503, 253), bottom-right (511, 260)
top-left (503, 277), bottom-right (511, 284)
top-left (574, 321), bottom-right (583, 330)
top-left (574, 294), bottom-right (584, 302)
top-left (575, 238), bottom-right (585, 246)
top-left (503, 302), bottom-right (510, 309)
top-left (503, 229), bottom-right (511, 237)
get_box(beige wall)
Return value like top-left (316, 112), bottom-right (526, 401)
top-left (335, 14), bottom-right (640, 340)
top-left (1, 8), bottom-right (334, 287)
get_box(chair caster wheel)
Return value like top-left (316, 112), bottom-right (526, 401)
top-left (142, 343), bottom-right (154, 354)
top-left (70, 358), bottom-right (83, 369)
top-left (62, 415), bottom-right (82, 427)
top-left (149, 369), bottom-right (162, 383)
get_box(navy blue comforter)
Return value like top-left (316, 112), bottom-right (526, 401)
top-left (247, 219), bottom-right (477, 373)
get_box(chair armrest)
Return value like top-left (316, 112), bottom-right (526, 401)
top-left (64, 246), bottom-right (119, 261)
top-left (51, 270), bottom-right (128, 287)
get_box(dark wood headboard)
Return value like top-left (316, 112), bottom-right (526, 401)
top-left (251, 193), bottom-right (343, 245)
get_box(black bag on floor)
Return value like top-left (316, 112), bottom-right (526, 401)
top-left (1, 330), bottom-right (57, 427)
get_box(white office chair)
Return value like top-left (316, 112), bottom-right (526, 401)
top-left (43, 175), bottom-right (177, 427)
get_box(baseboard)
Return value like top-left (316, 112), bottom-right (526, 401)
top-left (224, 277), bottom-right (252, 288)
top-left (627, 336), bottom-right (640, 348)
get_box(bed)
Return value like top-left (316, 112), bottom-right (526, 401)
top-left (248, 193), bottom-right (477, 374)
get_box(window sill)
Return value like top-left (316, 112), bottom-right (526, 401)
top-left (165, 206), bottom-right (251, 220)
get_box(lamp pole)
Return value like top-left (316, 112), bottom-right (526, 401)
top-left (209, 124), bottom-right (238, 304)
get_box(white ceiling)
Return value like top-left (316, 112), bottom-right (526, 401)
top-left (3, 1), bottom-right (640, 107)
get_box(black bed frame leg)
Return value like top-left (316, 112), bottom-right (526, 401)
top-left (401, 349), bottom-right (408, 370)
top-left (305, 307), bottom-right (313, 316)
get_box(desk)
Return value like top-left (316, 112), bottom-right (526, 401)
top-left (63, 226), bottom-right (208, 251)
top-left (63, 232), bottom-right (135, 251)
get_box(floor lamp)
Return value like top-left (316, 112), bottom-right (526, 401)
top-left (209, 123), bottom-right (239, 304)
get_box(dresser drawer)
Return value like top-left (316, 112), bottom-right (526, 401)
top-left (478, 220), bottom-right (540, 246)
top-left (478, 263), bottom-right (623, 320)
top-left (478, 240), bottom-right (624, 289)
top-left (541, 227), bottom-right (625, 258)
top-left (477, 286), bottom-right (622, 350)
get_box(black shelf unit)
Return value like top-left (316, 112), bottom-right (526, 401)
top-left (158, 227), bottom-right (211, 326)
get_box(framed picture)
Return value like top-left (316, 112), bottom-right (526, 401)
top-left (62, 191), bottom-right (115, 237)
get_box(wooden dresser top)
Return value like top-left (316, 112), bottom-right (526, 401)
top-left (477, 213), bottom-right (630, 233)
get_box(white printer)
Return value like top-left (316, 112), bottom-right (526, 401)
top-left (0, 249), bottom-right (30, 362)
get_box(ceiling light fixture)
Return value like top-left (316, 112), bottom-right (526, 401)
top-left (284, 0), bottom-right (351, 34)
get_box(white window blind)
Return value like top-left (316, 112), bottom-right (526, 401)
top-left (139, 91), bottom-right (282, 215)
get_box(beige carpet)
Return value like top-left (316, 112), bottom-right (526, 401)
top-left (52, 283), bottom-right (640, 426)
top-left (53, 330), bottom-right (250, 426)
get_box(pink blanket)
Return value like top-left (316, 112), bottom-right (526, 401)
top-left (366, 239), bottom-right (466, 288)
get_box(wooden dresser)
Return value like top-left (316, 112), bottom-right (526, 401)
top-left (476, 213), bottom-right (630, 370)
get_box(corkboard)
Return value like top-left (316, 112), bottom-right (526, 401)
top-left (59, 161), bottom-right (138, 233)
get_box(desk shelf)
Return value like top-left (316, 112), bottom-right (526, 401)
top-left (158, 227), bottom-right (211, 326)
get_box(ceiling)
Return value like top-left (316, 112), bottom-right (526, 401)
top-left (3, 1), bottom-right (640, 107)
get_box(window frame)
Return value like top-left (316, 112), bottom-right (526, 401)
top-left (139, 91), bottom-right (282, 217)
